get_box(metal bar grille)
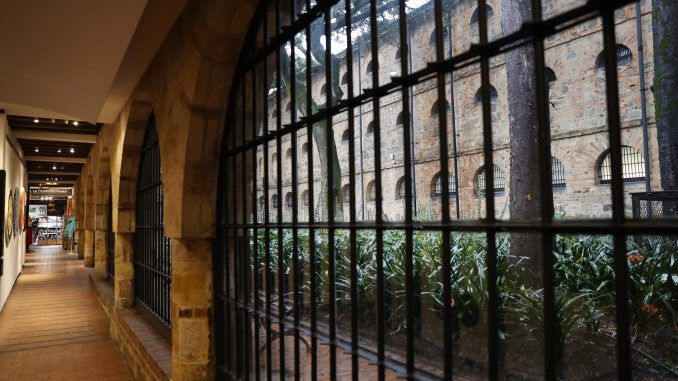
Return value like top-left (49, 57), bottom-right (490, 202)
top-left (599, 145), bottom-right (646, 184)
top-left (107, 182), bottom-right (115, 281)
top-left (214, 0), bottom-right (677, 379)
top-left (134, 114), bottom-right (172, 338)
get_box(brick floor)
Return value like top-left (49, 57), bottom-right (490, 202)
top-left (0, 246), bottom-right (134, 381)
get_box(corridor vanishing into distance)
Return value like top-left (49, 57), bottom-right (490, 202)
top-left (0, 246), bottom-right (133, 381)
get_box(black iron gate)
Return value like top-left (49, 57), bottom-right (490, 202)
top-left (134, 113), bottom-right (172, 339)
top-left (214, 0), bottom-right (677, 380)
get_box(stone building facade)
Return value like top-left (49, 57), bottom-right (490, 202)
top-left (257, 0), bottom-right (658, 223)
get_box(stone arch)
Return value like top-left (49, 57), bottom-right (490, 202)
top-left (130, 0), bottom-right (258, 240)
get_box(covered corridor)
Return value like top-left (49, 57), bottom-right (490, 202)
top-left (0, 246), bottom-right (132, 380)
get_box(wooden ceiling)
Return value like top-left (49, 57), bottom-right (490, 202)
top-left (8, 114), bottom-right (98, 187)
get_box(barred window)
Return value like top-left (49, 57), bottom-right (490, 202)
top-left (477, 164), bottom-right (505, 195)
top-left (301, 190), bottom-right (309, 206)
top-left (552, 156), bottom-right (566, 188)
top-left (214, 1), bottom-right (660, 379)
top-left (341, 184), bottom-right (351, 205)
top-left (474, 85), bottom-right (498, 105)
top-left (366, 59), bottom-right (376, 75)
top-left (598, 145), bottom-right (646, 184)
top-left (285, 192), bottom-right (294, 208)
top-left (430, 99), bottom-right (450, 117)
top-left (596, 44), bottom-right (632, 69)
top-left (396, 111), bottom-right (404, 127)
top-left (134, 113), bottom-right (171, 340)
top-left (366, 180), bottom-right (377, 202)
top-left (366, 121), bottom-right (374, 134)
top-left (432, 172), bottom-right (457, 196)
top-left (341, 129), bottom-right (350, 142)
top-left (429, 27), bottom-right (449, 47)
top-left (396, 176), bottom-right (406, 199)
top-left (471, 5), bottom-right (494, 26)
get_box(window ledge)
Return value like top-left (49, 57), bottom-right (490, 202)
top-left (90, 272), bottom-right (172, 381)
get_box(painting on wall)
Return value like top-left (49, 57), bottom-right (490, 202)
top-left (13, 187), bottom-right (20, 237)
top-left (0, 171), bottom-right (6, 275)
top-left (5, 188), bottom-right (13, 246)
top-left (19, 190), bottom-right (25, 232)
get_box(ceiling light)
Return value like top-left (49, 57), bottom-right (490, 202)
top-left (51, 119), bottom-right (55, 124)
top-left (70, 147), bottom-right (75, 154)
top-left (52, 165), bottom-right (57, 170)
top-left (73, 121), bottom-right (79, 126)
top-left (57, 148), bottom-right (62, 153)
top-left (65, 120), bottom-right (69, 125)
top-left (33, 118), bottom-right (39, 123)
top-left (34, 147), bottom-right (39, 153)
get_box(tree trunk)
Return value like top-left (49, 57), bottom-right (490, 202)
top-left (502, 0), bottom-right (542, 279)
top-left (652, 0), bottom-right (678, 192)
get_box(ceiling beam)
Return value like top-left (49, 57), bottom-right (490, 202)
top-left (13, 130), bottom-right (97, 144)
top-left (29, 171), bottom-right (80, 176)
top-left (28, 180), bottom-right (76, 185)
top-left (24, 156), bottom-right (87, 164)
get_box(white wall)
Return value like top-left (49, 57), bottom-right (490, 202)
top-left (0, 112), bottom-right (27, 311)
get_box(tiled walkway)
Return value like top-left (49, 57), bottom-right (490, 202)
top-left (0, 246), bottom-right (133, 381)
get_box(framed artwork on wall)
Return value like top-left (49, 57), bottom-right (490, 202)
top-left (0, 170), bottom-right (5, 276)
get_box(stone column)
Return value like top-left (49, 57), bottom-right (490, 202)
top-left (76, 228), bottom-right (86, 260)
top-left (84, 229), bottom-right (95, 267)
top-left (94, 230), bottom-right (107, 280)
top-left (114, 232), bottom-right (135, 308)
top-left (171, 238), bottom-right (213, 381)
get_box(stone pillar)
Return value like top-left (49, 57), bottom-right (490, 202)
top-left (171, 238), bottom-right (214, 381)
top-left (94, 230), bottom-right (107, 280)
top-left (114, 232), bottom-right (135, 308)
top-left (84, 229), bottom-right (95, 267)
top-left (76, 229), bottom-right (86, 260)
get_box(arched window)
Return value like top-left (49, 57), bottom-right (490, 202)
top-left (432, 172), bottom-right (457, 196)
top-left (301, 190), bottom-right (309, 206)
top-left (341, 184), bottom-right (351, 205)
top-left (320, 83), bottom-right (327, 96)
top-left (595, 44), bottom-right (632, 69)
top-left (366, 180), bottom-right (377, 202)
top-left (430, 99), bottom-right (451, 117)
top-left (285, 192), bottom-right (294, 208)
top-left (551, 156), bottom-right (566, 188)
top-left (396, 111), bottom-right (405, 127)
top-left (395, 177), bottom-right (407, 199)
top-left (470, 5), bottom-right (494, 26)
top-left (302, 142), bottom-right (309, 157)
top-left (366, 59), bottom-right (376, 75)
top-left (366, 121), bottom-right (374, 134)
top-left (272, 194), bottom-right (279, 209)
top-left (271, 109), bottom-right (277, 119)
top-left (106, 181), bottom-right (114, 282)
top-left (476, 165), bottom-right (505, 195)
top-left (341, 129), bottom-right (351, 142)
top-left (272, 153), bottom-right (277, 165)
top-left (474, 85), bottom-right (498, 105)
top-left (341, 72), bottom-right (349, 86)
top-left (395, 46), bottom-right (403, 60)
top-left (545, 67), bottom-right (557, 85)
top-left (286, 101), bottom-right (292, 111)
top-left (134, 113), bottom-right (171, 336)
top-left (598, 146), bottom-right (645, 184)
top-left (429, 28), bottom-right (450, 47)
top-left (258, 196), bottom-right (265, 208)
